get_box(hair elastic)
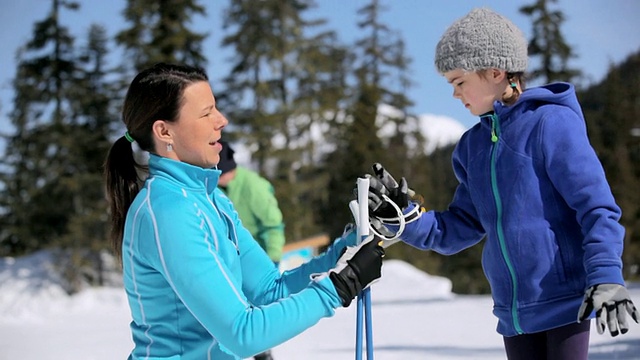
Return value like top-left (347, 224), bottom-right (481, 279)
top-left (124, 131), bottom-right (135, 143)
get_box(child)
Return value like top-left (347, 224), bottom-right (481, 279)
top-left (365, 8), bottom-right (638, 360)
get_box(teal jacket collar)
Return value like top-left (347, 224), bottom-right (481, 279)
top-left (148, 154), bottom-right (222, 194)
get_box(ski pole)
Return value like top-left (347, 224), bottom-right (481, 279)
top-left (355, 176), bottom-right (374, 360)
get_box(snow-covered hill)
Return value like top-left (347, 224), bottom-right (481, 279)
top-left (377, 104), bottom-right (467, 155)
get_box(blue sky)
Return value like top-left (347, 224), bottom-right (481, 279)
top-left (1, 0), bottom-right (639, 130)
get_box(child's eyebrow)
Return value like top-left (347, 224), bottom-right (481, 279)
top-left (447, 77), bottom-right (460, 84)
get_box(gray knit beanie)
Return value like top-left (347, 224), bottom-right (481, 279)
top-left (435, 8), bottom-right (528, 74)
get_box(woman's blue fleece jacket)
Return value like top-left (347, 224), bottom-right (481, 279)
top-left (122, 155), bottom-right (353, 359)
top-left (401, 82), bottom-right (625, 336)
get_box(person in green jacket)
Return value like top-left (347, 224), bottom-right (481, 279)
top-left (217, 141), bottom-right (286, 265)
top-left (217, 140), bottom-right (285, 360)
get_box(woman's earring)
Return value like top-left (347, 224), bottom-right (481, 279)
top-left (167, 143), bottom-right (173, 152)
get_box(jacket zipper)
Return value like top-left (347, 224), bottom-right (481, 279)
top-left (489, 113), bottom-right (523, 335)
top-left (206, 178), bottom-right (240, 255)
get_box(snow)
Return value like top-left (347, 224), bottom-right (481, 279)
top-left (1, 252), bottom-right (639, 360)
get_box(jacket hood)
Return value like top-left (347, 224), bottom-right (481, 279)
top-left (494, 82), bottom-right (583, 120)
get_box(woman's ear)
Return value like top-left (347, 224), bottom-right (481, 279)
top-left (151, 120), bottom-right (174, 154)
top-left (152, 120), bottom-right (172, 142)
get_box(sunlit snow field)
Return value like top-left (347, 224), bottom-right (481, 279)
top-left (1, 252), bottom-right (638, 360)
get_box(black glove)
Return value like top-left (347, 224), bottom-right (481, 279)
top-left (577, 283), bottom-right (639, 336)
top-left (329, 235), bottom-right (385, 307)
top-left (366, 163), bottom-right (411, 219)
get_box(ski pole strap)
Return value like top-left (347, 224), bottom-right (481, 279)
top-left (369, 200), bottom-right (422, 241)
top-left (375, 203), bottom-right (422, 225)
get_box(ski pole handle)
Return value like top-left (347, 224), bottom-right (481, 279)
top-left (356, 177), bottom-right (370, 241)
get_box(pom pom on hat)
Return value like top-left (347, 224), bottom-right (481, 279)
top-left (435, 8), bottom-right (528, 74)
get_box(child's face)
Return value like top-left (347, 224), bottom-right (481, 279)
top-left (444, 69), bottom-right (505, 116)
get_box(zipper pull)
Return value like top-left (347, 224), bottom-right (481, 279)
top-left (491, 114), bottom-right (498, 143)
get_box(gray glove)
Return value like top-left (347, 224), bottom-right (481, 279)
top-left (366, 163), bottom-right (412, 219)
top-left (365, 163), bottom-right (422, 224)
top-left (577, 283), bottom-right (639, 336)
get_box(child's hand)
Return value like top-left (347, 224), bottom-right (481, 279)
top-left (577, 283), bottom-right (640, 336)
top-left (366, 163), bottom-right (412, 218)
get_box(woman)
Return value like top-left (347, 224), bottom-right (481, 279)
top-left (104, 62), bottom-right (384, 359)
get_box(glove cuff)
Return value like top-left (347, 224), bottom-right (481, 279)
top-left (329, 267), bottom-right (362, 307)
top-left (376, 202), bottom-right (422, 225)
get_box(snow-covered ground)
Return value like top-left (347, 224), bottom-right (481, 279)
top-left (1, 252), bottom-right (639, 360)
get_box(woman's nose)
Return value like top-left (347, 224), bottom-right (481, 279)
top-left (215, 112), bottom-right (229, 128)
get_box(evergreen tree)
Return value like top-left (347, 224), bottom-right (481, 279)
top-left (56, 24), bottom-right (119, 291)
top-left (0, 3), bottom-right (118, 292)
top-left (322, 0), bottom-right (416, 239)
top-left (519, 0), bottom-right (581, 84)
top-left (115, 0), bottom-right (208, 73)
top-left (0, 0), bottom-right (80, 256)
top-left (219, 0), bottom-right (349, 241)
